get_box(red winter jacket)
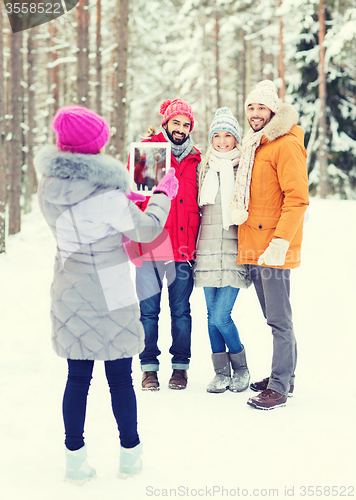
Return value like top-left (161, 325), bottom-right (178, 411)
top-left (130, 132), bottom-right (201, 262)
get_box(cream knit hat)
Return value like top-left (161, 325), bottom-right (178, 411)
top-left (245, 80), bottom-right (280, 113)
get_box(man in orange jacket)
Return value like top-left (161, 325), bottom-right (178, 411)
top-left (229, 80), bottom-right (309, 410)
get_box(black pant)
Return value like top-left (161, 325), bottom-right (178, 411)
top-left (63, 358), bottom-right (139, 450)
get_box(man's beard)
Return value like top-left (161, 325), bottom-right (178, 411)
top-left (248, 118), bottom-right (268, 132)
top-left (165, 128), bottom-right (189, 145)
top-left (248, 112), bottom-right (274, 132)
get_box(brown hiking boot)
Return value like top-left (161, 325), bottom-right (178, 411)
top-left (168, 369), bottom-right (188, 390)
top-left (250, 377), bottom-right (294, 397)
top-left (247, 388), bottom-right (287, 410)
top-left (142, 371), bottom-right (160, 391)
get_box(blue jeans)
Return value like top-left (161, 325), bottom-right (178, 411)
top-left (136, 261), bottom-right (194, 370)
top-left (63, 358), bottom-right (139, 451)
top-left (203, 286), bottom-right (242, 354)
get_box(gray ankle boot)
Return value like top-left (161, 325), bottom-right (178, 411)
top-left (229, 347), bottom-right (250, 392)
top-left (206, 352), bottom-right (231, 393)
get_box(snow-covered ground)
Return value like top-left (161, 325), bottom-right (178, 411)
top-left (1, 198), bottom-right (355, 499)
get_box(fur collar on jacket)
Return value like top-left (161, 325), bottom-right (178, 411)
top-left (244, 103), bottom-right (299, 144)
top-left (34, 145), bottom-right (130, 192)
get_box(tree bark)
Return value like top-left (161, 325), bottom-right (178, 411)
top-left (23, 27), bottom-right (39, 215)
top-left (241, 31), bottom-right (246, 134)
top-left (318, 0), bottom-right (328, 198)
top-left (49, 22), bottom-right (60, 118)
top-left (112, 0), bottom-right (129, 160)
top-left (278, 0), bottom-right (286, 101)
top-left (8, 32), bottom-right (23, 236)
top-left (215, 11), bottom-right (221, 109)
top-left (0, 6), bottom-right (6, 251)
top-left (77, 0), bottom-right (90, 107)
top-left (96, 0), bottom-right (102, 115)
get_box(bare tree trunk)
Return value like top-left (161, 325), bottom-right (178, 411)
top-left (241, 31), bottom-right (246, 134)
top-left (96, 0), bottom-right (102, 115)
top-left (8, 32), bottom-right (23, 235)
top-left (235, 28), bottom-right (241, 124)
top-left (260, 38), bottom-right (265, 81)
top-left (245, 37), bottom-right (252, 132)
top-left (77, 0), bottom-right (90, 107)
top-left (265, 21), bottom-right (274, 81)
top-left (49, 22), bottom-right (60, 117)
top-left (318, 0), bottom-right (328, 198)
top-left (23, 27), bottom-right (39, 215)
top-left (278, 0), bottom-right (286, 101)
top-left (112, 0), bottom-right (129, 160)
top-left (215, 11), bottom-right (221, 109)
top-left (5, 32), bottom-right (11, 197)
top-left (0, 6), bottom-right (6, 252)
top-left (45, 31), bottom-right (52, 142)
top-left (199, 10), bottom-right (209, 148)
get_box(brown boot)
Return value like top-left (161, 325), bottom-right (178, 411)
top-left (142, 371), bottom-right (160, 391)
top-left (250, 377), bottom-right (294, 397)
top-left (247, 389), bottom-right (287, 410)
top-left (168, 369), bottom-right (187, 390)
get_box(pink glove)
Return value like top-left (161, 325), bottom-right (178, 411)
top-left (125, 191), bottom-right (147, 204)
top-left (153, 168), bottom-right (178, 200)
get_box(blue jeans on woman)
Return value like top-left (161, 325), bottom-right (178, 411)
top-left (136, 261), bottom-right (194, 371)
top-left (63, 358), bottom-right (139, 451)
top-left (203, 286), bottom-right (242, 354)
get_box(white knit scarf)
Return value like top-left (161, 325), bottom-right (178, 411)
top-left (200, 147), bottom-right (241, 230)
top-left (229, 129), bottom-right (263, 225)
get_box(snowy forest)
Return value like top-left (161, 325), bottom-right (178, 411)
top-left (1, 0), bottom-right (356, 253)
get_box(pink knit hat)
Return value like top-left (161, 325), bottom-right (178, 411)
top-left (160, 99), bottom-right (194, 131)
top-left (245, 80), bottom-right (280, 113)
top-left (52, 106), bottom-right (110, 154)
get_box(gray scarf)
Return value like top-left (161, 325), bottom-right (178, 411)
top-left (161, 127), bottom-right (194, 163)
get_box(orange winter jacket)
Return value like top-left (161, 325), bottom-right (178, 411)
top-left (237, 103), bottom-right (309, 269)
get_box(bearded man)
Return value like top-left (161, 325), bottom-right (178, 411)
top-left (229, 81), bottom-right (309, 410)
top-left (134, 99), bottom-right (201, 391)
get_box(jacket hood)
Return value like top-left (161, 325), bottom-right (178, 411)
top-left (35, 145), bottom-right (130, 206)
top-left (35, 145), bottom-right (130, 190)
top-left (244, 103), bottom-right (301, 144)
top-left (263, 103), bottom-right (299, 143)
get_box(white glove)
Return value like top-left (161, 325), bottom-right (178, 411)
top-left (258, 238), bottom-right (289, 266)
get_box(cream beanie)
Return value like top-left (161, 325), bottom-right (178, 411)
top-left (245, 80), bottom-right (279, 113)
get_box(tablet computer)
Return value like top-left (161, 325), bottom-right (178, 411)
top-left (129, 142), bottom-right (171, 194)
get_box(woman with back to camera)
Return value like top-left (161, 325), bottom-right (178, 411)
top-left (35, 105), bottom-right (178, 484)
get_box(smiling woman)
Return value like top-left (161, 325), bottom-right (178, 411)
top-left (194, 107), bottom-right (251, 395)
top-left (212, 131), bottom-right (236, 152)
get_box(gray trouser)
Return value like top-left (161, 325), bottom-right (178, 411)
top-left (249, 265), bottom-right (297, 396)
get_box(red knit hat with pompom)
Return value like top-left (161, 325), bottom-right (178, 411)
top-left (159, 99), bottom-right (194, 131)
